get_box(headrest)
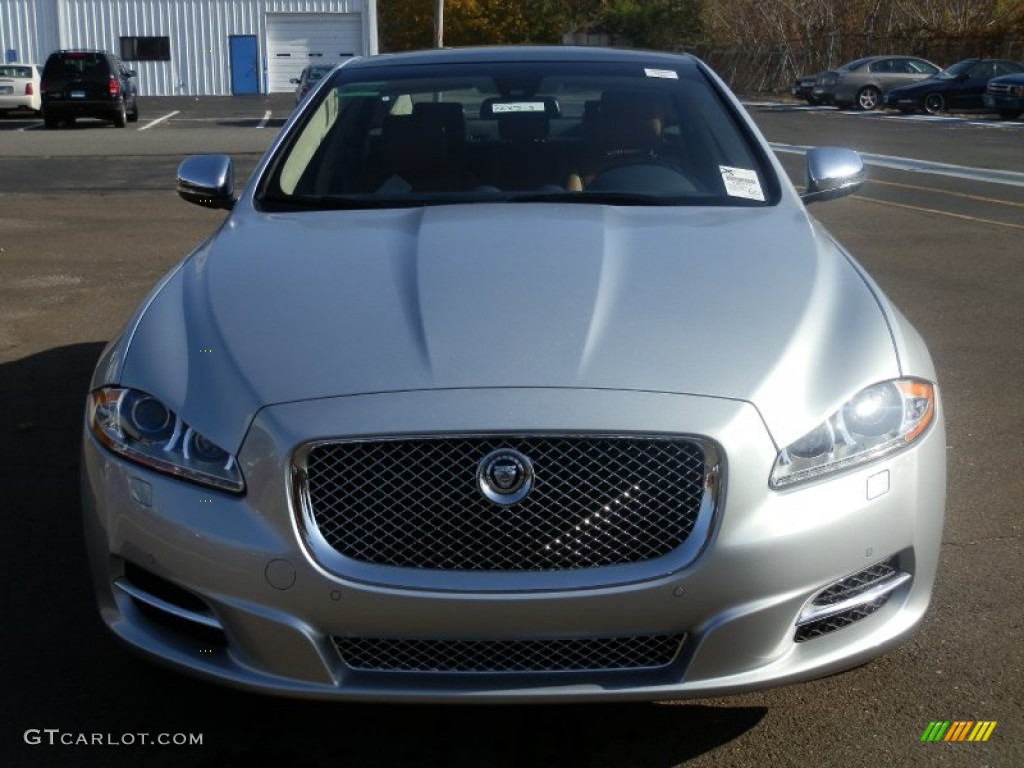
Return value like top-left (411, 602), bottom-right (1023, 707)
top-left (381, 113), bottom-right (449, 173)
top-left (412, 101), bottom-right (467, 144)
top-left (497, 113), bottom-right (549, 142)
top-left (595, 91), bottom-right (669, 153)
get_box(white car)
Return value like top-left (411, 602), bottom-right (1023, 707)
top-left (0, 62), bottom-right (42, 115)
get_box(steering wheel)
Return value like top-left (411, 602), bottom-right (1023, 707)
top-left (586, 160), bottom-right (699, 195)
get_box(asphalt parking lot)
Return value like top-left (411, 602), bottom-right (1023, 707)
top-left (1, 95), bottom-right (1022, 767)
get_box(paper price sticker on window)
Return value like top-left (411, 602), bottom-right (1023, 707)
top-left (491, 101), bottom-right (546, 113)
top-left (719, 166), bottom-right (765, 201)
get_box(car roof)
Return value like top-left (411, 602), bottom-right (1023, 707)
top-left (343, 45), bottom-right (698, 71)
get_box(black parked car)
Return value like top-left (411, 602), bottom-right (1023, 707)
top-left (884, 58), bottom-right (1024, 114)
top-left (290, 64), bottom-right (335, 105)
top-left (41, 49), bottom-right (138, 128)
top-left (983, 72), bottom-right (1024, 119)
top-left (791, 73), bottom-right (822, 104)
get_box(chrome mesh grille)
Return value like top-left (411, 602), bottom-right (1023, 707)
top-left (810, 557), bottom-right (898, 606)
top-left (794, 597), bottom-right (890, 643)
top-left (795, 557), bottom-right (902, 642)
top-left (301, 436), bottom-right (706, 571)
top-left (333, 634), bottom-right (685, 673)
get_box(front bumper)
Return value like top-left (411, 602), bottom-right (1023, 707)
top-left (811, 86), bottom-right (835, 104)
top-left (82, 387), bottom-right (946, 702)
top-left (983, 93), bottom-right (1024, 111)
top-left (885, 94), bottom-right (920, 109)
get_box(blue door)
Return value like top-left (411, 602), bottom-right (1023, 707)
top-left (229, 35), bottom-right (259, 95)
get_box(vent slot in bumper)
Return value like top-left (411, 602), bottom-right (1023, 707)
top-left (333, 634), bottom-right (686, 673)
top-left (795, 557), bottom-right (910, 643)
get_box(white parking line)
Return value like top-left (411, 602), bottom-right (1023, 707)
top-left (137, 110), bottom-right (179, 131)
top-left (257, 110), bottom-right (271, 128)
top-left (771, 143), bottom-right (1024, 189)
top-left (19, 122), bottom-right (45, 131)
top-left (747, 101), bottom-right (1024, 128)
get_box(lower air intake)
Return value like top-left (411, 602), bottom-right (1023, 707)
top-left (334, 634), bottom-right (685, 673)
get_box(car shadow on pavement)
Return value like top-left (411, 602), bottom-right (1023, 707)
top-left (1, 343), bottom-right (767, 768)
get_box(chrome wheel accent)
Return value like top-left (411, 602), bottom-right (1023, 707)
top-left (923, 92), bottom-right (945, 115)
top-left (857, 86), bottom-right (881, 111)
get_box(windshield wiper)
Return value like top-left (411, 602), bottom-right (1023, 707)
top-left (260, 194), bottom-right (459, 211)
top-left (507, 191), bottom-right (688, 206)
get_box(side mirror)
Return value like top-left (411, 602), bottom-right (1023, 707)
top-left (289, 78), bottom-right (300, 84)
top-left (177, 155), bottom-right (235, 210)
top-left (801, 147), bottom-right (865, 204)
top-left (127, 69), bottom-right (136, 77)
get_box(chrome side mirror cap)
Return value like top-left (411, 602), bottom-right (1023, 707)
top-left (176, 154), bottom-right (235, 210)
top-left (801, 147), bottom-right (865, 204)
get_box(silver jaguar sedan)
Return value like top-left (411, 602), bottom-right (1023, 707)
top-left (82, 46), bottom-right (946, 702)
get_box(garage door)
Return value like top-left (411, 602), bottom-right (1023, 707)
top-left (267, 13), bottom-right (363, 93)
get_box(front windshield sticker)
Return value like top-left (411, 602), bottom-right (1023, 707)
top-left (491, 101), bottom-right (547, 113)
top-left (644, 68), bottom-right (678, 79)
top-left (719, 166), bottom-right (765, 201)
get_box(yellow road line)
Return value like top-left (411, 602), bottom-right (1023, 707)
top-left (868, 178), bottom-right (1024, 209)
top-left (854, 195), bottom-right (1024, 231)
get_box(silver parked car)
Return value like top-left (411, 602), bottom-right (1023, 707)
top-left (814, 55), bottom-right (940, 110)
top-left (83, 46), bottom-right (946, 702)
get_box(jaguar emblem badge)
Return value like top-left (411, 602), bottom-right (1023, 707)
top-left (477, 449), bottom-right (534, 505)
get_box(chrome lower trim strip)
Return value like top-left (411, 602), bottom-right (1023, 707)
top-left (796, 571), bottom-right (911, 626)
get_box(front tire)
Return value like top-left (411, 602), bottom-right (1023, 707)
top-left (857, 86), bottom-right (881, 111)
top-left (923, 93), bottom-right (945, 115)
top-left (43, 113), bottom-right (59, 129)
top-left (113, 102), bottom-right (127, 128)
top-left (128, 100), bottom-right (139, 123)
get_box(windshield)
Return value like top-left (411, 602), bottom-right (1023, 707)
top-left (838, 57), bottom-right (873, 72)
top-left (937, 60), bottom-right (974, 79)
top-left (307, 66), bottom-right (333, 81)
top-left (260, 57), bottom-right (777, 210)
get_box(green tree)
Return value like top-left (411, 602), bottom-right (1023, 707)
top-left (599, 0), bottom-right (704, 50)
top-left (377, 0), bottom-right (607, 51)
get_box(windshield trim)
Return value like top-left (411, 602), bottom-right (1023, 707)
top-left (256, 55), bottom-right (781, 212)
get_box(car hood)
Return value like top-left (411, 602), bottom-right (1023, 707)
top-left (990, 73), bottom-right (1024, 85)
top-left (120, 203), bottom-right (899, 452)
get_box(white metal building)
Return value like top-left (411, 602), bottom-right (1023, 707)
top-left (0, 0), bottom-right (378, 95)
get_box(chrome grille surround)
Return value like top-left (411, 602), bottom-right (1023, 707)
top-left (292, 434), bottom-right (719, 591)
top-left (333, 634), bottom-right (685, 673)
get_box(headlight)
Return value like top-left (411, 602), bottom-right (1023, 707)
top-left (770, 378), bottom-right (935, 489)
top-left (88, 387), bottom-right (245, 493)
